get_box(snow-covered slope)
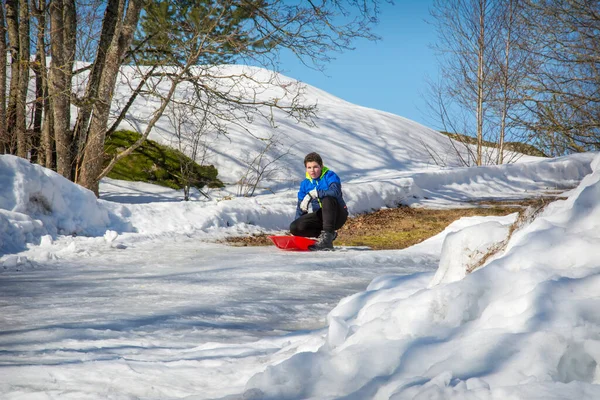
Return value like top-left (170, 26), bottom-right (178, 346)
top-left (108, 65), bottom-right (539, 187)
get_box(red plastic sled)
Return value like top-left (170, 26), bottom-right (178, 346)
top-left (269, 235), bottom-right (316, 251)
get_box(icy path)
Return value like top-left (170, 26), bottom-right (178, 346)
top-left (0, 236), bottom-right (436, 399)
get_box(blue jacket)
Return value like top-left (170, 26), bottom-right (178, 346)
top-left (295, 166), bottom-right (347, 219)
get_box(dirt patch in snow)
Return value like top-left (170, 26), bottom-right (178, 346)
top-left (225, 198), bottom-right (553, 250)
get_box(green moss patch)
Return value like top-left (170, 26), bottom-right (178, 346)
top-left (104, 130), bottom-right (223, 190)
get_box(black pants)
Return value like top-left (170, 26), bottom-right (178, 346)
top-left (290, 197), bottom-right (348, 237)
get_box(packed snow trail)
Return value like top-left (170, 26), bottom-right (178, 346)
top-left (0, 235), bottom-right (436, 399)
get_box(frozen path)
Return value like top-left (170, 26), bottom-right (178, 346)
top-left (0, 236), bottom-right (436, 399)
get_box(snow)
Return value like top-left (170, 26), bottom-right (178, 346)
top-left (242, 154), bottom-right (600, 400)
top-left (429, 215), bottom-right (515, 286)
top-left (0, 155), bottom-right (113, 255)
top-left (2, 66), bottom-right (600, 399)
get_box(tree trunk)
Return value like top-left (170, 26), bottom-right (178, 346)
top-left (16, 0), bottom-right (30, 159)
top-left (78, 0), bottom-right (143, 195)
top-left (497, 3), bottom-right (512, 165)
top-left (5, 0), bottom-right (19, 155)
top-left (42, 99), bottom-right (55, 169)
top-left (48, 0), bottom-right (76, 179)
top-left (31, 0), bottom-right (47, 165)
top-left (73, 0), bottom-right (120, 180)
top-left (0, 3), bottom-right (7, 154)
top-left (476, 0), bottom-right (486, 166)
top-left (31, 63), bottom-right (44, 164)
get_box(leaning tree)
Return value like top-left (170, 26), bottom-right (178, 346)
top-left (2, 0), bottom-right (387, 196)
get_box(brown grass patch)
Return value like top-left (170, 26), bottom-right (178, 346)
top-left (224, 199), bottom-right (548, 250)
top-left (335, 205), bottom-right (519, 250)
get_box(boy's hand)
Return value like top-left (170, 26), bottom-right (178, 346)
top-left (300, 194), bottom-right (312, 212)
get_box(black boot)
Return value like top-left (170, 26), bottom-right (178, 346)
top-left (309, 231), bottom-right (335, 251)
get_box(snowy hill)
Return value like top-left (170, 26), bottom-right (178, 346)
top-left (1, 64), bottom-right (600, 399)
top-left (108, 65), bottom-right (539, 187)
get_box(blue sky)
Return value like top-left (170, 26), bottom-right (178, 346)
top-left (277, 1), bottom-right (439, 129)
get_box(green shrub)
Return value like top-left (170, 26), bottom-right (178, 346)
top-left (104, 130), bottom-right (223, 190)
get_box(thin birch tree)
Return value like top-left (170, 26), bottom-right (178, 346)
top-left (517, 0), bottom-right (600, 155)
top-left (490, 0), bottom-right (533, 164)
top-left (430, 0), bottom-right (503, 166)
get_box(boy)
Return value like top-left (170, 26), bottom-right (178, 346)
top-left (289, 152), bottom-right (348, 251)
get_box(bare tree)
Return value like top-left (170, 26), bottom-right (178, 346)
top-left (2, 0), bottom-right (31, 158)
top-left (5, 0), bottom-right (20, 155)
top-left (0, 2), bottom-right (7, 154)
top-left (164, 89), bottom-right (216, 201)
top-left (517, 0), bottom-right (600, 156)
top-left (430, 0), bottom-right (508, 166)
top-left (77, 0), bottom-right (144, 193)
top-left (30, 0), bottom-right (48, 165)
top-left (15, 0), bottom-right (30, 159)
top-left (430, 0), bottom-right (600, 162)
top-left (74, 0), bottom-right (107, 63)
top-left (486, 0), bottom-right (537, 164)
top-left (72, 0), bottom-right (123, 181)
top-left (48, 0), bottom-right (77, 178)
top-left (423, 75), bottom-right (477, 166)
top-left (474, 0), bottom-right (488, 165)
top-left (237, 135), bottom-right (294, 197)
top-left (495, 0), bottom-right (517, 164)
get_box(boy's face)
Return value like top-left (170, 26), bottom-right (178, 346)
top-left (305, 161), bottom-right (322, 179)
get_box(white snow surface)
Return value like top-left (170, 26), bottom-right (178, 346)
top-left (2, 66), bottom-right (600, 399)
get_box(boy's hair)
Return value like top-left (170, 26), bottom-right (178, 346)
top-left (304, 152), bottom-right (323, 167)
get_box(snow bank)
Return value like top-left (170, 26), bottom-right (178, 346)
top-left (101, 153), bottom-right (594, 238)
top-left (2, 149), bottom-right (595, 259)
top-left (344, 152), bottom-right (594, 212)
top-left (2, 152), bottom-right (595, 257)
top-left (429, 216), bottom-right (515, 286)
top-left (242, 153), bottom-right (600, 399)
top-left (0, 155), bottom-right (113, 255)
